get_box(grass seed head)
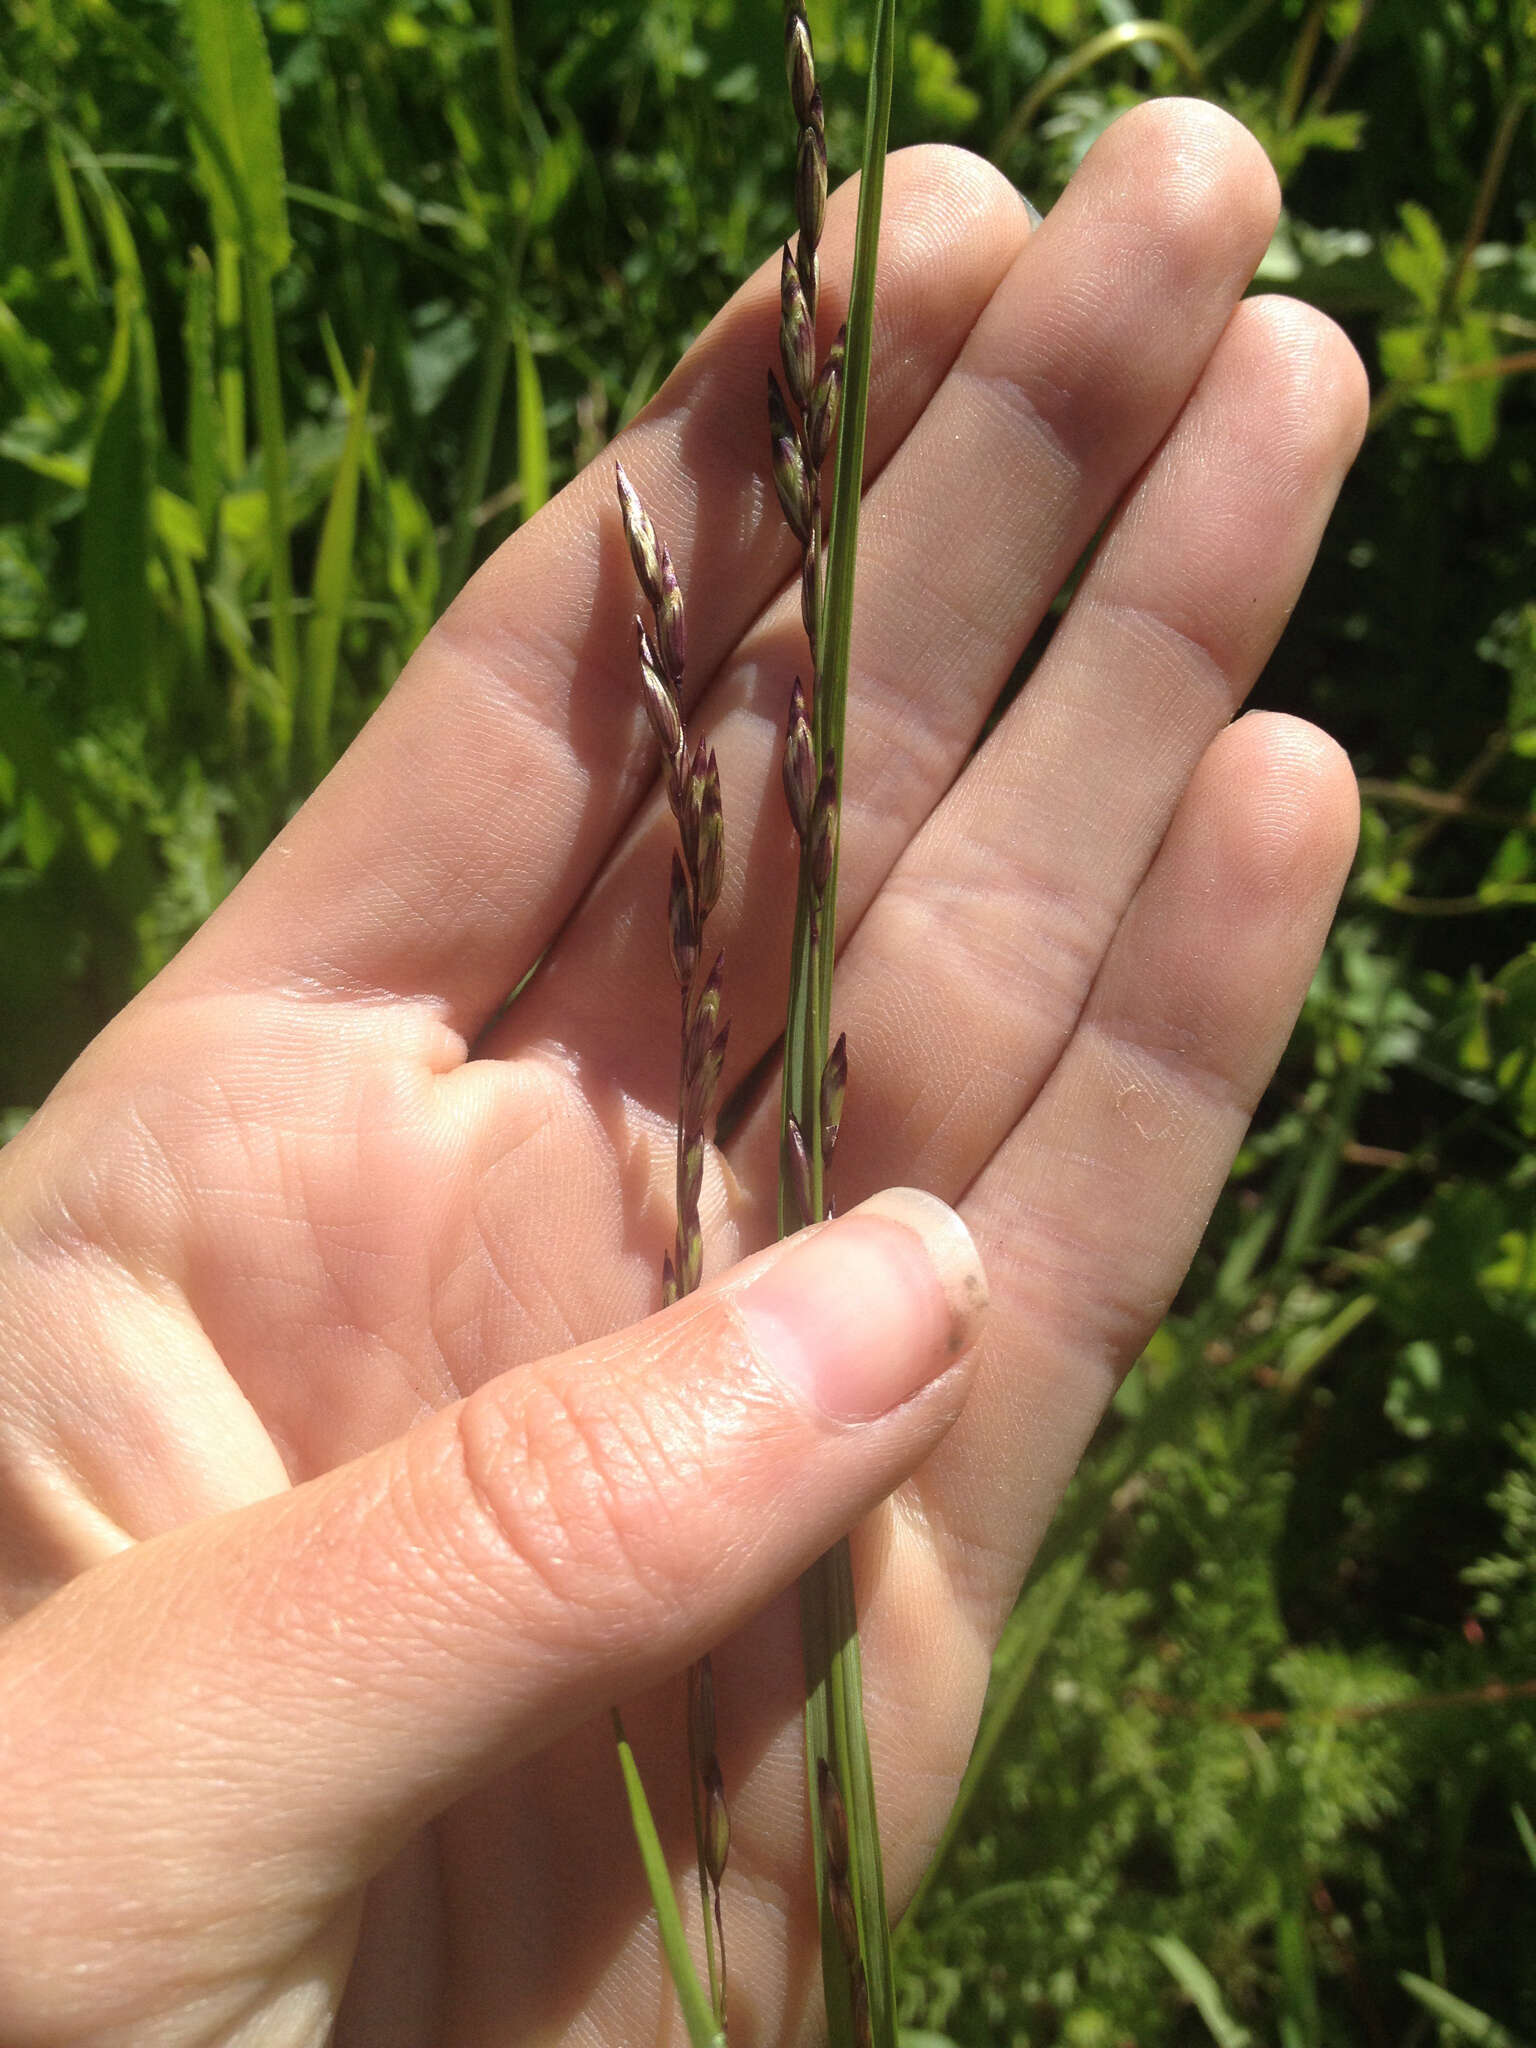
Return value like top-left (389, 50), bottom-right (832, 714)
top-left (767, 366), bottom-right (796, 446)
top-left (680, 1131), bottom-right (706, 1219)
top-left (696, 751), bottom-right (724, 916)
top-left (830, 1868), bottom-right (860, 1973)
top-left (656, 543), bottom-right (687, 684)
top-left (615, 462), bottom-right (663, 608)
top-left (817, 1756), bottom-right (851, 1877)
top-left (668, 849), bottom-right (698, 986)
top-left (801, 549), bottom-right (819, 643)
top-left (689, 1654), bottom-right (717, 1757)
top-left (809, 749), bottom-right (838, 895)
top-left (780, 245), bottom-right (816, 413)
top-left (687, 955), bottom-right (724, 1067)
top-left (702, 1757), bottom-right (731, 1887)
top-left (686, 1021), bottom-right (729, 1133)
top-left (850, 1960), bottom-right (872, 2048)
top-left (806, 325), bottom-right (846, 470)
top-left (784, 6), bottom-right (816, 129)
top-left (795, 122), bottom-right (827, 255)
top-left (637, 620), bottom-right (684, 765)
top-left (771, 429), bottom-right (814, 548)
top-left (820, 1031), bottom-right (848, 1161)
top-left (785, 1115), bottom-right (814, 1228)
top-left (783, 677), bottom-right (816, 841)
top-left (675, 1222), bottom-right (704, 1297)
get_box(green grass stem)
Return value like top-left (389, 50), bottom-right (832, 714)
top-left (611, 1710), bottom-right (726, 2048)
top-left (779, 7), bottom-right (899, 2045)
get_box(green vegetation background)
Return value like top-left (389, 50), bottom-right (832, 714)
top-left (3, 1), bottom-right (1535, 2041)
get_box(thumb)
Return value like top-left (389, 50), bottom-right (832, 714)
top-left (0, 1189), bottom-right (985, 2025)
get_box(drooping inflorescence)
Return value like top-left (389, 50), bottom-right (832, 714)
top-left (774, 3), bottom-right (850, 1237)
top-left (615, 463), bottom-right (729, 1301)
top-left (615, 461), bottom-right (733, 2031)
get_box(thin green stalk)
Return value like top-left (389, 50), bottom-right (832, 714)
top-left (611, 1711), bottom-right (726, 2048)
top-left (243, 249), bottom-right (300, 775)
top-left (773, 6), bottom-right (898, 2045)
top-left (1440, 83), bottom-right (1532, 322)
top-left (443, 258), bottom-right (518, 599)
top-left (215, 235), bottom-right (244, 480)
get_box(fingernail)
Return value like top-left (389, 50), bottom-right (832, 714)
top-left (738, 1188), bottom-right (989, 1422)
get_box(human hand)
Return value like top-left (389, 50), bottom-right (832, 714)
top-left (0, 102), bottom-right (1365, 2048)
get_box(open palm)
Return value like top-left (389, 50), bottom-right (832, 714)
top-left (0, 106), bottom-right (1365, 2048)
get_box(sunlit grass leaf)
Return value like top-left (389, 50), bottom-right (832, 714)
top-left (794, 6), bottom-right (899, 2046)
top-left (1149, 1935), bottom-right (1252, 2048)
top-left (183, 248), bottom-right (221, 545)
top-left (303, 350), bottom-right (374, 780)
top-left (1400, 1973), bottom-right (1531, 2048)
top-left (515, 326), bottom-right (550, 521)
top-left (610, 1711), bottom-right (725, 2048)
top-left (175, 0), bottom-right (291, 272)
top-left (82, 323), bottom-right (154, 713)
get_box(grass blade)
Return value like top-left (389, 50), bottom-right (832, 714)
top-left (813, 0), bottom-right (896, 1014)
top-left (1149, 1935), bottom-right (1253, 2048)
top-left (91, 0), bottom-right (300, 766)
top-left (173, 0), bottom-right (290, 274)
top-left (611, 1711), bottom-right (726, 2048)
top-left (183, 246), bottom-right (221, 544)
top-left (82, 317), bottom-right (154, 716)
top-left (1399, 1973), bottom-right (1531, 2048)
top-left (789, 8), bottom-right (899, 2046)
top-left (515, 325), bottom-right (550, 522)
top-left (303, 349), bottom-right (373, 781)
top-left (442, 266), bottom-right (516, 599)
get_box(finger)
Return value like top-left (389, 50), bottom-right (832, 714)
top-left (161, 149), bottom-right (1032, 1036)
top-left (493, 101), bottom-right (1284, 1112)
top-left (876, 715), bottom-right (1358, 1769)
top-left (0, 1192), bottom-right (985, 2044)
top-left (729, 288), bottom-right (1368, 1209)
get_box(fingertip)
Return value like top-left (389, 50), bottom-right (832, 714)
top-left (1212, 711), bottom-right (1361, 911)
top-left (1229, 293), bottom-right (1372, 478)
top-left (1080, 96), bottom-right (1281, 286)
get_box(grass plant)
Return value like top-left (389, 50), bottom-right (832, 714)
top-left (5, 1), bottom-right (1536, 2040)
top-left (768, 6), bottom-right (900, 2045)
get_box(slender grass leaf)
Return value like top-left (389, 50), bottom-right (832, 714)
top-left (1275, 1895), bottom-right (1321, 2048)
top-left (215, 237), bottom-right (246, 481)
top-left (790, 7), bottom-right (899, 2046)
top-left (443, 272), bottom-right (515, 598)
top-left (174, 0), bottom-right (290, 273)
top-left (45, 132), bottom-right (99, 300)
top-left (82, 322), bottom-right (154, 713)
top-left (243, 258), bottom-right (300, 773)
top-left (515, 325), bottom-right (550, 521)
top-left (304, 350), bottom-right (373, 781)
top-left (183, 247), bottom-right (221, 542)
top-left (1149, 1936), bottom-right (1253, 2048)
top-left (1400, 1974), bottom-right (1531, 2048)
top-left (611, 1711), bottom-right (725, 2048)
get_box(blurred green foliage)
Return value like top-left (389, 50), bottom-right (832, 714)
top-left (4, 0), bottom-right (1536, 2041)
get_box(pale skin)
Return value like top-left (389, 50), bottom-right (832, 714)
top-left (0, 103), bottom-right (1367, 2048)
